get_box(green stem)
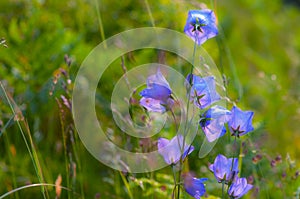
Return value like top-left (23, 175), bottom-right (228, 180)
top-left (177, 34), bottom-right (198, 199)
top-left (94, 0), bottom-right (107, 48)
top-left (4, 133), bottom-right (20, 199)
top-left (222, 180), bottom-right (225, 199)
top-left (171, 165), bottom-right (177, 199)
top-left (0, 82), bottom-right (48, 199)
top-left (144, 0), bottom-right (155, 27)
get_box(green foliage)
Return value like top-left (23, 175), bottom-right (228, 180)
top-left (0, 0), bottom-right (300, 198)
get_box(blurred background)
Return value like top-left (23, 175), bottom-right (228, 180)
top-left (0, 0), bottom-right (300, 198)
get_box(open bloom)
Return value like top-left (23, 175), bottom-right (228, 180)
top-left (187, 74), bottom-right (220, 109)
top-left (228, 106), bottom-right (254, 137)
top-left (200, 105), bottom-right (231, 142)
top-left (184, 9), bottom-right (218, 45)
top-left (209, 154), bottom-right (239, 183)
top-left (140, 69), bottom-right (174, 112)
top-left (157, 135), bottom-right (194, 165)
top-left (228, 177), bottom-right (253, 199)
top-left (184, 174), bottom-right (208, 199)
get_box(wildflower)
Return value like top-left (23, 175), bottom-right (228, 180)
top-left (157, 135), bottom-right (194, 165)
top-left (228, 177), bottom-right (253, 199)
top-left (183, 174), bottom-right (208, 199)
top-left (139, 97), bottom-right (173, 113)
top-left (184, 9), bottom-right (218, 45)
top-left (209, 154), bottom-right (239, 183)
top-left (228, 106), bottom-right (254, 137)
top-left (199, 105), bottom-right (231, 142)
top-left (187, 74), bottom-right (220, 109)
top-left (140, 69), bottom-right (174, 112)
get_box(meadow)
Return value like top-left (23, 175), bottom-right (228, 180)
top-left (0, 0), bottom-right (300, 198)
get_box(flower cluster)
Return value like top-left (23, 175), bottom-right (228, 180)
top-left (210, 154), bottom-right (253, 198)
top-left (137, 8), bottom-right (255, 199)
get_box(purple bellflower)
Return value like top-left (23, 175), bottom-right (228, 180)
top-left (209, 154), bottom-right (239, 183)
top-left (184, 9), bottom-right (218, 45)
top-left (140, 69), bottom-right (174, 113)
top-left (157, 135), bottom-right (194, 165)
top-left (184, 174), bottom-right (208, 199)
top-left (228, 106), bottom-right (254, 137)
top-left (187, 74), bottom-right (220, 109)
top-left (200, 105), bottom-right (231, 142)
top-left (228, 177), bottom-right (253, 199)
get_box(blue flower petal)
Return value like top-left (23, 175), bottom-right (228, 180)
top-left (157, 135), bottom-right (194, 165)
top-left (210, 154), bottom-right (239, 183)
top-left (228, 106), bottom-right (254, 136)
top-left (184, 9), bottom-right (218, 45)
top-left (184, 175), bottom-right (208, 199)
top-left (228, 177), bottom-right (253, 199)
top-left (187, 74), bottom-right (220, 109)
top-left (200, 105), bottom-right (231, 142)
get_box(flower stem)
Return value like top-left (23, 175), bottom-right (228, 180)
top-left (222, 180), bottom-right (225, 199)
top-left (171, 165), bottom-right (177, 199)
top-left (170, 108), bottom-right (179, 131)
top-left (178, 34), bottom-right (198, 199)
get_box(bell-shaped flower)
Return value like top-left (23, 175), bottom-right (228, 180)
top-left (209, 154), bottom-right (239, 183)
top-left (228, 177), bottom-right (253, 199)
top-left (187, 74), bottom-right (220, 109)
top-left (184, 9), bottom-right (218, 45)
top-left (183, 174), bottom-right (208, 199)
top-left (140, 69), bottom-right (174, 112)
top-left (157, 135), bottom-right (194, 165)
top-left (200, 105), bottom-right (231, 142)
top-left (228, 106), bottom-right (254, 137)
top-left (140, 97), bottom-right (174, 113)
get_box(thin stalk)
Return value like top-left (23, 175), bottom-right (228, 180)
top-left (170, 108), bottom-right (179, 131)
top-left (121, 56), bottom-right (131, 90)
top-left (144, 0), bottom-right (155, 27)
top-left (222, 180), bottom-right (225, 199)
top-left (4, 133), bottom-right (20, 199)
top-left (119, 171), bottom-right (133, 199)
top-left (0, 183), bottom-right (78, 199)
top-left (228, 135), bottom-right (238, 193)
top-left (94, 0), bottom-right (107, 48)
top-left (71, 128), bottom-right (85, 199)
top-left (114, 170), bottom-right (121, 196)
top-left (171, 165), bottom-right (177, 199)
top-left (177, 34), bottom-right (198, 199)
top-left (217, 26), bottom-right (243, 100)
top-left (56, 98), bottom-right (71, 199)
top-left (0, 82), bottom-right (48, 199)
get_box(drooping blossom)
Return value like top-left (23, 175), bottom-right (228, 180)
top-left (200, 105), bottom-right (231, 142)
top-left (183, 173), bottom-right (208, 199)
top-left (209, 154), bottom-right (239, 183)
top-left (184, 9), bottom-right (218, 45)
top-left (157, 135), bottom-right (194, 165)
top-left (187, 74), bottom-right (220, 109)
top-left (140, 69), bottom-right (174, 112)
top-left (228, 177), bottom-right (253, 199)
top-left (228, 106), bottom-right (254, 137)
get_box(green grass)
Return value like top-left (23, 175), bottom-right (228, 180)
top-left (0, 0), bottom-right (300, 198)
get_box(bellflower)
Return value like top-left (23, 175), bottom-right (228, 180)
top-left (184, 9), bottom-right (218, 45)
top-left (187, 74), bottom-right (220, 109)
top-left (184, 174), bottom-right (208, 199)
top-left (139, 97), bottom-right (174, 113)
top-left (200, 105), bottom-right (231, 142)
top-left (157, 135), bottom-right (194, 165)
top-left (140, 69), bottom-right (174, 112)
top-left (209, 154), bottom-right (239, 183)
top-left (228, 177), bottom-right (253, 199)
top-left (228, 106), bottom-right (254, 137)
